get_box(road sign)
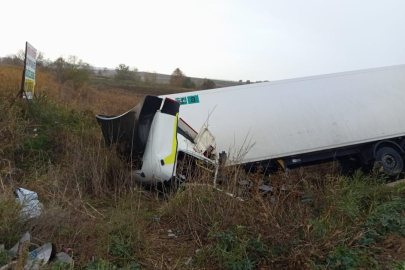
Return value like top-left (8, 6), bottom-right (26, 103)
top-left (23, 42), bottom-right (37, 99)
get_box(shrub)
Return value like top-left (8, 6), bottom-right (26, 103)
top-left (182, 77), bottom-right (195, 89)
top-left (196, 225), bottom-right (268, 270)
top-left (50, 56), bottom-right (91, 89)
top-left (170, 68), bottom-right (184, 87)
top-left (201, 79), bottom-right (216, 89)
top-left (0, 192), bottom-right (25, 247)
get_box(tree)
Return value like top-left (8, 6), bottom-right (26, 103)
top-left (36, 52), bottom-right (45, 67)
top-left (50, 56), bottom-right (91, 89)
top-left (246, 80), bottom-right (251, 84)
top-left (16, 50), bottom-right (25, 63)
top-left (182, 77), bottom-right (196, 89)
top-left (6, 50), bottom-right (26, 66)
top-left (64, 56), bottom-right (92, 89)
top-left (0, 49), bottom-right (29, 66)
top-left (144, 71), bottom-right (157, 84)
top-left (238, 80), bottom-right (243, 84)
top-left (51, 57), bottom-right (67, 82)
top-left (201, 79), bottom-right (216, 90)
top-left (115, 64), bottom-right (132, 81)
top-left (114, 64), bottom-right (139, 82)
top-left (132, 67), bottom-right (140, 82)
top-left (170, 68), bottom-right (185, 87)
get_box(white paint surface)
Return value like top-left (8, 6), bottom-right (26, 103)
top-left (162, 65), bottom-right (405, 163)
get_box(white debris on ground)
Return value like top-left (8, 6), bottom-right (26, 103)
top-left (15, 188), bottom-right (43, 219)
top-left (9, 232), bottom-right (31, 257)
top-left (0, 232), bottom-right (73, 270)
top-left (0, 190), bottom-right (73, 269)
top-left (52, 252), bottom-right (73, 264)
top-left (184, 249), bottom-right (203, 266)
top-left (24, 243), bottom-right (54, 270)
top-left (167, 229), bottom-right (178, 238)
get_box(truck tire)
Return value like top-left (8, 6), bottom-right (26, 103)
top-left (375, 147), bottom-right (404, 176)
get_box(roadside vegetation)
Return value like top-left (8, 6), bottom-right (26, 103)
top-left (1, 63), bottom-right (405, 270)
top-left (0, 52), bottom-right (220, 92)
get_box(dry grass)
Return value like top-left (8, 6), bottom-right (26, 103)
top-left (2, 65), bottom-right (405, 270)
top-left (0, 65), bottom-right (140, 116)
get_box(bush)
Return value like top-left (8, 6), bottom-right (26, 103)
top-left (325, 247), bottom-right (359, 270)
top-left (170, 68), bottom-right (184, 87)
top-left (393, 262), bottom-right (405, 270)
top-left (201, 79), bottom-right (216, 89)
top-left (0, 249), bottom-right (12, 268)
top-left (0, 193), bottom-right (25, 247)
top-left (50, 56), bottom-right (91, 89)
top-left (182, 77), bottom-right (195, 89)
top-left (115, 64), bottom-right (139, 82)
top-left (196, 225), bottom-right (268, 270)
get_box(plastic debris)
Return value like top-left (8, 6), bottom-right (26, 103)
top-left (168, 233), bottom-right (177, 238)
top-left (51, 252), bottom-right (73, 264)
top-left (9, 232), bottom-right (31, 257)
top-left (1, 233), bottom-right (73, 270)
top-left (301, 194), bottom-right (315, 203)
top-left (167, 229), bottom-right (177, 238)
top-left (0, 261), bottom-right (17, 270)
top-left (25, 243), bottom-right (55, 270)
top-left (184, 257), bottom-right (193, 265)
top-left (238, 180), bottom-right (251, 186)
top-left (15, 188), bottom-right (43, 219)
top-left (258, 185), bottom-right (273, 193)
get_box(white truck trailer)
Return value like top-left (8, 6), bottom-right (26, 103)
top-left (97, 64), bottom-right (405, 184)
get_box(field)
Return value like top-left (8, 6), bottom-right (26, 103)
top-left (2, 65), bottom-right (405, 270)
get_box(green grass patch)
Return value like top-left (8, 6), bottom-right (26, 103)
top-left (195, 225), bottom-right (268, 270)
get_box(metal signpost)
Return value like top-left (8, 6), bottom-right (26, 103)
top-left (10, 42), bottom-right (37, 108)
top-left (22, 42), bottom-right (37, 99)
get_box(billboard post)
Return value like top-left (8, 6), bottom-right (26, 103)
top-left (9, 42), bottom-right (37, 109)
top-left (22, 42), bottom-right (37, 99)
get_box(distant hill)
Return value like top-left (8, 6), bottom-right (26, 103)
top-left (95, 68), bottom-right (243, 88)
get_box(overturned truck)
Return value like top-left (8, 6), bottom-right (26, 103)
top-left (97, 64), bottom-right (405, 184)
top-left (96, 96), bottom-right (216, 184)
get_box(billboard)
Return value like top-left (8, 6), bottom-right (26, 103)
top-left (23, 42), bottom-right (37, 99)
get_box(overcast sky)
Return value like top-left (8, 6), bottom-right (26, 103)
top-left (1, 0), bottom-right (405, 81)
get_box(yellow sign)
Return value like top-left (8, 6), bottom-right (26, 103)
top-left (25, 79), bottom-right (35, 94)
top-left (24, 42), bottom-right (37, 99)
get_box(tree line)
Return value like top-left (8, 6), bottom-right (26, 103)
top-left (0, 50), bottom-right (221, 90)
top-left (1, 51), bottom-right (93, 90)
top-left (169, 68), bottom-right (216, 90)
top-left (114, 64), bottom-right (218, 90)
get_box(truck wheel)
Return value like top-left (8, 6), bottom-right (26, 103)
top-left (375, 147), bottom-right (404, 176)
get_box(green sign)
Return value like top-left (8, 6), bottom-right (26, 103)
top-left (187, 95), bottom-right (199, 104)
top-left (175, 97), bottom-right (187, 105)
top-left (175, 95), bottom-right (200, 105)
